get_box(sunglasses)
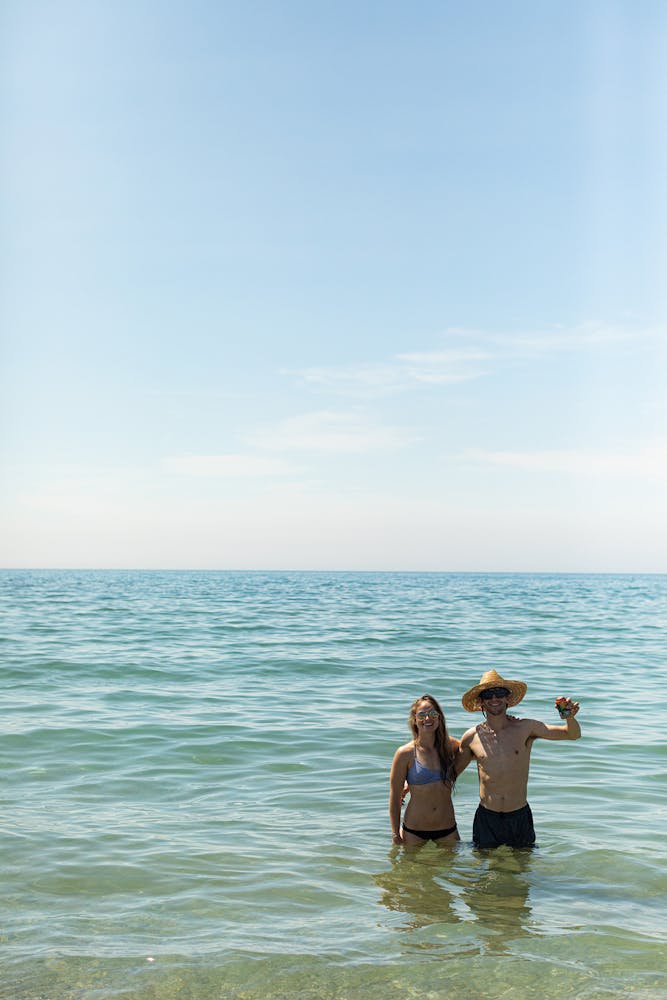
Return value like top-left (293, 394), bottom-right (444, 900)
top-left (416, 710), bottom-right (440, 720)
top-left (480, 687), bottom-right (510, 701)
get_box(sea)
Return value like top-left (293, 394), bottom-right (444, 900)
top-left (2, 570), bottom-right (666, 1000)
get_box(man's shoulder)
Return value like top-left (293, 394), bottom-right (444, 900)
top-left (508, 715), bottom-right (545, 738)
top-left (507, 714), bottom-right (536, 727)
top-left (460, 725), bottom-right (478, 746)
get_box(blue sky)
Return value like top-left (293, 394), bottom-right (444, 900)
top-left (2, 1), bottom-right (666, 570)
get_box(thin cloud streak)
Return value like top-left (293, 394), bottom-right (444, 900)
top-left (247, 410), bottom-right (416, 454)
top-left (444, 321), bottom-right (655, 351)
top-left (287, 322), bottom-right (656, 398)
top-left (286, 361), bottom-right (483, 396)
top-left (396, 349), bottom-right (493, 363)
top-left (401, 369), bottom-right (486, 385)
top-left (464, 444), bottom-right (667, 479)
top-left (162, 455), bottom-right (293, 477)
top-left (283, 364), bottom-right (407, 397)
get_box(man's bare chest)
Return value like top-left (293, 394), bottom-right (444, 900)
top-left (473, 728), bottom-right (532, 767)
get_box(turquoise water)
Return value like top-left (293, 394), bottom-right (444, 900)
top-left (2, 570), bottom-right (666, 1000)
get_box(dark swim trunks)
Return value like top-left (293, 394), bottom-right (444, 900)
top-left (472, 803), bottom-right (536, 848)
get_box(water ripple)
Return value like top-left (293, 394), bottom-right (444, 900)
top-left (1, 570), bottom-right (666, 999)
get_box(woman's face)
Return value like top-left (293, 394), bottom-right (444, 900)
top-left (414, 699), bottom-right (440, 735)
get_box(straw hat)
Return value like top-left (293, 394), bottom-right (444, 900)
top-left (461, 669), bottom-right (527, 712)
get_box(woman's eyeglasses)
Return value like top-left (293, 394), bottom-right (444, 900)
top-left (416, 710), bottom-right (440, 720)
top-left (480, 687), bottom-right (510, 701)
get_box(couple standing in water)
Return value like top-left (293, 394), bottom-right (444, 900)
top-left (389, 670), bottom-right (581, 849)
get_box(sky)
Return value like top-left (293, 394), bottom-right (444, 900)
top-left (2, 1), bottom-right (666, 571)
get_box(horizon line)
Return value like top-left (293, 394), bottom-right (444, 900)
top-left (1, 567), bottom-right (665, 576)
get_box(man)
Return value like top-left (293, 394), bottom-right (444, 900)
top-left (457, 669), bottom-right (580, 848)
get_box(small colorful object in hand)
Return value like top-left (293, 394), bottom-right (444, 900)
top-left (555, 696), bottom-right (571, 718)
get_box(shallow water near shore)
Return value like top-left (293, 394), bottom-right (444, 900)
top-left (2, 570), bottom-right (666, 999)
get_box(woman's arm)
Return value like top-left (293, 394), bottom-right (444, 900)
top-left (389, 748), bottom-right (409, 844)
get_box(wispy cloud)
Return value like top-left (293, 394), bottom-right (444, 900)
top-left (162, 455), bottom-right (292, 477)
top-left (247, 410), bottom-right (415, 454)
top-left (285, 358), bottom-right (485, 396)
top-left (284, 364), bottom-right (417, 397)
top-left (396, 348), bottom-right (493, 364)
top-left (472, 321), bottom-right (651, 353)
top-left (286, 322), bottom-right (660, 397)
top-left (463, 444), bottom-right (667, 480)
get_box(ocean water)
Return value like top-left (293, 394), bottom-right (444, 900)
top-left (2, 570), bottom-right (666, 1000)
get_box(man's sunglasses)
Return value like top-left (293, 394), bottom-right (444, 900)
top-left (480, 687), bottom-right (510, 701)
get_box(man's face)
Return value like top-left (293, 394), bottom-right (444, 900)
top-left (480, 687), bottom-right (510, 716)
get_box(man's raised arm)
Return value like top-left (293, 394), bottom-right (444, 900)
top-left (530, 697), bottom-right (581, 741)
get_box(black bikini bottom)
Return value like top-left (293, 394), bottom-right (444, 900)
top-left (402, 822), bottom-right (457, 842)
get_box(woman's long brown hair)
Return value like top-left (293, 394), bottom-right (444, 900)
top-left (408, 693), bottom-right (456, 786)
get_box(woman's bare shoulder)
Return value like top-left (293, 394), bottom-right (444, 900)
top-left (390, 742), bottom-right (414, 778)
top-left (393, 741), bottom-right (415, 759)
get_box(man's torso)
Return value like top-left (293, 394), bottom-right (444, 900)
top-left (469, 717), bottom-right (535, 812)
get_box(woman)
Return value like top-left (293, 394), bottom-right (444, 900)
top-left (389, 694), bottom-right (460, 847)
